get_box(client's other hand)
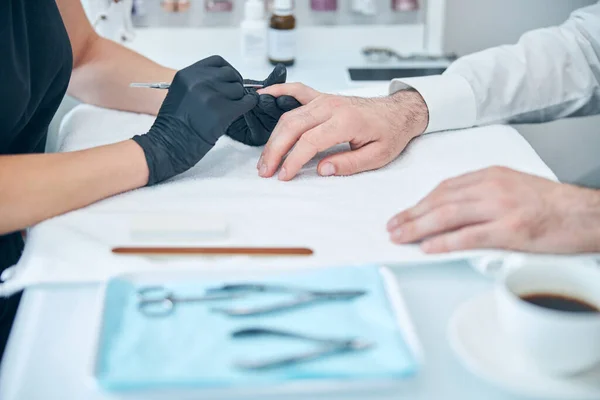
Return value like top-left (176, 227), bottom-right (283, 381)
top-left (132, 55), bottom-right (257, 185)
top-left (387, 167), bottom-right (600, 254)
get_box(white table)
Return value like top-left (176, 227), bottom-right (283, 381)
top-left (0, 28), bottom-right (555, 399)
top-left (1, 262), bottom-right (532, 400)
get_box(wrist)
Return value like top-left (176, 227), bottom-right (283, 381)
top-left (560, 185), bottom-right (600, 251)
top-left (126, 139), bottom-right (150, 186)
top-left (388, 89), bottom-right (429, 139)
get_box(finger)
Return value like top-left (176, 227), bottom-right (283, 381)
top-left (259, 103), bottom-right (332, 177)
top-left (420, 221), bottom-right (510, 253)
top-left (438, 168), bottom-right (492, 190)
top-left (317, 143), bottom-right (389, 177)
top-left (386, 174), bottom-right (491, 231)
top-left (255, 95), bottom-right (301, 120)
top-left (257, 95), bottom-right (281, 118)
top-left (263, 63), bottom-right (287, 86)
top-left (218, 66), bottom-right (243, 82)
top-left (219, 82), bottom-right (246, 100)
top-left (389, 201), bottom-right (495, 244)
top-left (278, 119), bottom-right (352, 181)
top-left (275, 95), bottom-right (302, 112)
top-left (199, 55), bottom-right (230, 68)
top-left (257, 83), bottom-right (321, 105)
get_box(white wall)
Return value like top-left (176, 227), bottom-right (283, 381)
top-left (444, 0), bottom-right (600, 186)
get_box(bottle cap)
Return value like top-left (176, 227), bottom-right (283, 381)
top-left (273, 0), bottom-right (293, 15)
top-left (244, 0), bottom-right (265, 20)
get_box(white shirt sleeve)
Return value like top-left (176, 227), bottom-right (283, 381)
top-left (389, 2), bottom-right (600, 133)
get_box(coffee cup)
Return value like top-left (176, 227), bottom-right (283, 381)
top-left (495, 256), bottom-right (600, 376)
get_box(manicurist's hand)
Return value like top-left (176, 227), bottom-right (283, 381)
top-left (132, 55), bottom-right (258, 185)
top-left (255, 83), bottom-right (429, 181)
top-left (387, 167), bottom-right (600, 254)
top-left (226, 64), bottom-right (301, 146)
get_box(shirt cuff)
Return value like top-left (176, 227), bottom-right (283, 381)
top-left (389, 74), bottom-right (477, 134)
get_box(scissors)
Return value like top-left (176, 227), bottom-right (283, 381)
top-left (208, 283), bottom-right (367, 317)
top-left (136, 285), bottom-right (242, 317)
top-left (232, 327), bottom-right (374, 370)
top-left (130, 82), bottom-right (264, 90)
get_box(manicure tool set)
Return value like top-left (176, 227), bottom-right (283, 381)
top-left (135, 281), bottom-right (372, 369)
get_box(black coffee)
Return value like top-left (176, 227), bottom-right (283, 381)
top-left (521, 293), bottom-right (599, 313)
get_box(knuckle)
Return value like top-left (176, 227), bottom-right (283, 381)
top-left (504, 216), bottom-right (525, 234)
top-left (439, 178), bottom-right (454, 190)
top-left (278, 112), bottom-right (296, 130)
top-left (495, 196), bottom-right (517, 211)
top-left (299, 133), bottom-right (320, 150)
top-left (402, 221), bottom-right (418, 238)
top-left (463, 229), bottom-right (488, 248)
top-left (343, 156), bottom-right (360, 174)
top-left (326, 96), bottom-right (346, 109)
top-left (488, 166), bottom-right (511, 179)
top-left (377, 146), bottom-right (395, 164)
top-left (484, 178), bottom-right (506, 194)
top-left (208, 55), bottom-right (226, 64)
top-left (437, 204), bottom-right (460, 224)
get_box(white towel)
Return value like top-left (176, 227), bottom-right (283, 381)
top-left (2, 97), bottom-right (559, 296)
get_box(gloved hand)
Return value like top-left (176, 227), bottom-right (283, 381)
top-left (226, 64), bottom-right (301, 146)
top-left (132, 56), bottom-right (257, 185)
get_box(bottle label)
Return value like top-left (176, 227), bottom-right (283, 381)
top-left (242, 30), bottom-right (267, 61)
top-left (268, 28), bottom-right (296, 61)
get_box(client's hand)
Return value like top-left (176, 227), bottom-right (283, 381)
top-left (255, 83), bottom-right (429, 181)
top-left (132, 56), bottom-right (257, 185)
top-left (387, 167), bottom-right (600, 254)
top-left (226, 64), bottom-right (301, 146)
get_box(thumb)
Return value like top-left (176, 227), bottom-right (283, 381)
top-left (317, 144), bottom-right (389, 176)
top-left (264, 64), bottom-right (287, 86)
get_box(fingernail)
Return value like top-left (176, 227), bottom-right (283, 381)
top-left (278, 167), bottom-right (287, 180)
top-left (320, 163), bottom-right (336, 177)
top-left (259, 164), bottom-right (268, 177)
top-left (391, 229), bottom-right (403, 240)
top-left (387, 217), bottom-right (400, 231)
top-left (256, 156), bottom-right (263, 170)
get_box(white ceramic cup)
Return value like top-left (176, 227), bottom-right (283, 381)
top-left (495, 256), bottom-right (600, 376)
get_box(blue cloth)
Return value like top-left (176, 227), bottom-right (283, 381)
top-left (96, 266), bottom-right (418, 390)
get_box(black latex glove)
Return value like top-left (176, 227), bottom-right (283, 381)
top-left (226, 64), bottom-right (302, 146)
top-left (132, 56), bottom-right (257, 185)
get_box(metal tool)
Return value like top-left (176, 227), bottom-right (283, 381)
top-left (136, 285), bottom-right (242, 317)
top-left (362, 46), bottom-right (457, 63)
top-left (231, 327), bottom-right (374, 370)
top-left (208, 283), bottom-right (366, 317)
top-left (129, 82), bottom-right (264, 90)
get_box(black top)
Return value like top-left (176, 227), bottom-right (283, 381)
top-left (0, 0), bottom-right (73, 271)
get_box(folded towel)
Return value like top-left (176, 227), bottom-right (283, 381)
top-left (96, 266), bottom-right (418, 390)
top-left (2, 94), bottom-right (557, 294)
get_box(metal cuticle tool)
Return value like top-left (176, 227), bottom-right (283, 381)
top-left (231, 327), bottom-right (374, 370)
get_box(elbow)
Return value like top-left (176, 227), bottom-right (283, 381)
top-left (71, 30), bottom-right (103, 73)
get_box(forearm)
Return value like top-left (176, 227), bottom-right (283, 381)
top-left (390, 3), bottom-right (600, 132)
top-left (0, 140), bottom-right (148, 235)
top-left (447, 3), bottom-right (600, 126)
top-left (68, 36), bottom-right (176, 115)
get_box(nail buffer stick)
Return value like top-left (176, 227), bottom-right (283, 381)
top-left (112, 247), bottom-right (314, 256)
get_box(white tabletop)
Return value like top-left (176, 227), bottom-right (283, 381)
top-left (0, 28), bottom-right (555, 399)
top-left (0, 262), bottom-right (531, 400)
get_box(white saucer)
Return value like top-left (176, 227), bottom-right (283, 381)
top-left (448, 292), bottom-right (600, 400)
